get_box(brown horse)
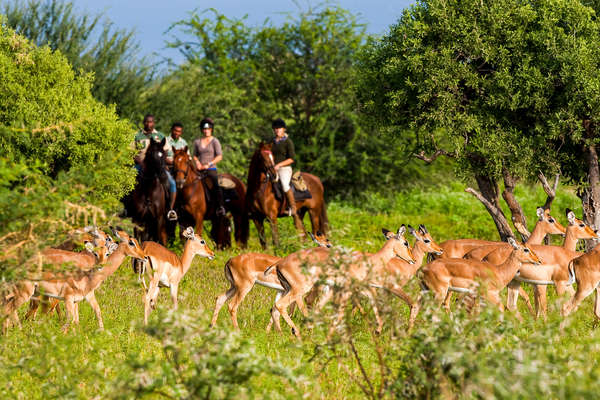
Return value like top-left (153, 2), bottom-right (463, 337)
top-left (172, 148), bottom-right (249, 249)
top-left (246, 142), bottom-right (328, 248)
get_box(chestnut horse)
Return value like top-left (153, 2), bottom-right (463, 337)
top-left (172, 148), bottom-right (249, 249)
top-left (246, 142), bottom-right (328, 248)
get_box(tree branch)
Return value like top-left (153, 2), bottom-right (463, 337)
top-left (538, 171), bottom-right (560, 210)
top-left (466, 186), bottom-right (515, 240)
top-left (414, 149), bottom-right (453, 164)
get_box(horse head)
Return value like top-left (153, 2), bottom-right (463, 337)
top-left (258, 142), bottom-right (277, 178)
top-left (173, 147), bottom-right (191, 189)
top-left (144, 137), bottom-right (166, 176)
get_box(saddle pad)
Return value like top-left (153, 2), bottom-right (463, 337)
top-left (218, 176), bottom-right (236, 189)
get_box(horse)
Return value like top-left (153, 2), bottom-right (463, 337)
top-left (124, 137), bottom-right (170, 246)
top-left (172, 148), bottom-right (249, 249)
top-left (245, 142), bottom-right (328, 248)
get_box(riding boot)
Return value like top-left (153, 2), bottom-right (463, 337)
top-left (167, 191), bottom-right (178, 221)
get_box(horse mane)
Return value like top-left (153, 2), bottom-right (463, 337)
top-left (144, 139), bottom-right (167, 180)
top-left (246, 145), bottom-right (265, 198)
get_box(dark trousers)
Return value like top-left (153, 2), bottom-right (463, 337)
top-left (206, 169), bottom-right (224, 209)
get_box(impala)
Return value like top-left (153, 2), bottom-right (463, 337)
top-left (421, 238), bottom-right (541, 312)
top-left (210, 231), bottom-right (331, 329)
top-left (561, 245), bottom-right (600, 322)
top-left (269, 226), bottom-right (415, 339)
top-left (3, 233), bottom-right (146, 333)
top-left (138, 227), bottom-right (215, 325)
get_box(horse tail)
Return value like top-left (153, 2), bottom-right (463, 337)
top-left (240, 207), bottom-right (250, 247)
top-left (319, 203), bottom-right (329, 234)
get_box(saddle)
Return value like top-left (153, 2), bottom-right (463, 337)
top-left (272, 171), bottom-right (312, 204)
top-left (195, 171), bottom-right (238, 204)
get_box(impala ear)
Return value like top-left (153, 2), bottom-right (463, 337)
top-left (566, 209), bottom-right (576, 225)
top-left (382, 228), bottom-right (394, 240)
top-left (397, 225), bottom-right (406, 237)
top-left (536, 207), bottom-right (545, 220)
top-left (308, 232), bottom-right (316, 242)
top-left (84, 241), bottom-right (95, 252)
top-left (110, 226), bottom-right (123, 241)
top-left (108, 242), bottom-right (119, 253)
top-left (418, 224), bottom-right (428, 234)
top-left (507, 237), bottom-right (518, 249)
top-left (183, 227), bottom-right (195, 239)
top-left (407, 225), bottom-right (418, 238)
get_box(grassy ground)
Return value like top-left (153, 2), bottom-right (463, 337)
top-left (2, 182), bottom-right (600, 398)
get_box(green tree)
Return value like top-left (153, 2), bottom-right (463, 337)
top-left (0, 24), bottom-right (135, 286)
top-left (2, 0), bottom-right (151, 119)
top-left (357, 0), bottom-right (600, 239)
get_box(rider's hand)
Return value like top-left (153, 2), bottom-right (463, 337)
top-left (195, 160), bottom-right (203, 170)
top-left (274, 163), bottom-right (281, 171)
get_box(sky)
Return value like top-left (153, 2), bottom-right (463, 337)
top-left (73, 0), bottom-right (415, 65)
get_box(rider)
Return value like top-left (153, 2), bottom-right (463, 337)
top-left (166, 121), bottom-right (189, 154)
top-left (271, 118), bottom-right (297, 216)
top-left (192, 117), bottom-right (226, 217)
top-left (133, 114), bottom-right (178, 221)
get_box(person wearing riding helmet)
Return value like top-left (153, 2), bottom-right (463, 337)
top-left (271, 118), bottom-right (297, 216)
top-left (192, 117), bottom-right (226, 216)
top-left (133, 114), bottom-right (179, 221)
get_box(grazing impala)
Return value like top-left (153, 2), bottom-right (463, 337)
top-left (422, 238), bottom-right (541, 312)
top-left (210, 231), bottom-right (331, 329)
top-left (138, 227), bottom-right (215, 325)
top-left (269, 226), bottom-right (415, 339)
top-left (3, 233), bottom-right (146, 333)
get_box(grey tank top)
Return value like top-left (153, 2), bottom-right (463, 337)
top-left (193, 137), bottom-right (222, 165)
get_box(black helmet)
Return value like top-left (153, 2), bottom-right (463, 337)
top-left (272, 118), bottom-right (286, 129)
top-left (200, 117), bottom-right (214, 129)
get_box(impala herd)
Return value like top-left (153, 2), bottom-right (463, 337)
top-left (3, 206), bottom-right (600, 338)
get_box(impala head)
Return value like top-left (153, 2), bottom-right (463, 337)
top-left (536, 207), bottom-right (566, 235)
top-left (109, 227), bottom-right (146, 260)
top-left (382, 225), bottom-right (416, 264)
top-left (308, 231), bottom-right (332, 248)
top-left (408, 224), bottom-right (443, 255)
top-left (173, 148), bottom-right (191, 189)
top-left (182, 227), bottom-right (215, 260)
top-left (566, 208), bottom-right (598, 240)
top-left (507, 237), bottom-right (541, 265)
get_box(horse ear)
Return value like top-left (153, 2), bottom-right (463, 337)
top-left (160, 137), bottom-right (166, 146)
top-left (182, 145), bottom-right (188, 153)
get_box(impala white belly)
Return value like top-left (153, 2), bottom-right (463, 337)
top-left (159, 273), bottom-right (171, 288)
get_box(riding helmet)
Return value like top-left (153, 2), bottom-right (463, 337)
top-left (272, 118), bottom-right (286, 129)
top-left (200, 117), bottom-right (214, 129)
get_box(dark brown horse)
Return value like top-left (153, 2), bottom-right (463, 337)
top-left (124, 137), bottom-right (170, 245)
top-left (246, 142), bottom-right (328, 248)
top-left (172, 148), bottom-right (249, 249)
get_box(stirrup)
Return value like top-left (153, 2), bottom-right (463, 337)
top-left (167, 210), bottom-right (178, 221)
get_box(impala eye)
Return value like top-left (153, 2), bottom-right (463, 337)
top-left (580, 224), bottom-right (585, 228)
top-left (201, 240), bottom-right (206, 245)
top-left (129, 240), bottom-right (134, 246)
top-left (404, 241), bottom-right (409, 246)
top-left (549, 218), bottom-right (555, 223)
top-left (524, 248), bottom-right (530, 253)
top-left (424, 239), bottom-right (431, 243)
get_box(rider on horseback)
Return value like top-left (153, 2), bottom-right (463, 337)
top-left (192, 118), bottom-right (226, 217)
top-left (271, 118), bottom-right (297, 217)
top-left (134, 114), bottom-right (179, 221)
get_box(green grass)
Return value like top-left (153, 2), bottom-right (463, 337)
top-left (2, 182), bottom-right (600, 398)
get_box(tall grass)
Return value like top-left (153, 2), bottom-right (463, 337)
top-left (1, 181), bottom-right (597, 398)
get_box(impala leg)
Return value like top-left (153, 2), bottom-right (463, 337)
top-left (518, 286), bottom-right (535, 317)
top-left (211, 286), bottom-right (236, 327)
top-left (144, 277), bottom-right (160, 325)
top-left (327, 291), bottom-right (351, 339)
top-left (275, 290), bottom-right (301, 338)
top-left (442, 292), bottom-right (453, 310)
top-left (364, 288), bottom-right (384, 334)
top-left (533, 285), bottom-right (548, 321)
top-left (169, 283), bottom-right (179, 310)
top-left (485, 291), bottom-right (504, 312)
top-left (388, 284), bottom-right (419, 330)
top-left (594, 287), bottom-right (600, 320)
top-left (85, 292), bottom-right (104, 331)
top-left (267, 291), bottom-right (283, 333)
top-left (24, 298), bottom-right (40, 321)
top-left (62, 298), bottom-right (76, 334)
top-left (228, 284), bottom-right (253, 330)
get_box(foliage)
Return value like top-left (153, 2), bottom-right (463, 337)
top-left (1, 0), bottom-right (151, 119)
top-left (113, 308), bottom-right (300, 399)
top-left (357, 0), bottom-right (600, 182)
top-left (141, 5), bottom-right (435, 194)
top-left (0, 24), bottom-right (135, 284)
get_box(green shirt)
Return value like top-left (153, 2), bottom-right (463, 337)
top-left (167, 135), bottom-right (190, 155)
top-left (133, 129), bottom-right (173, 162)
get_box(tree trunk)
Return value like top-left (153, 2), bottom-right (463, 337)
top-left (502, 169), bottom-right (529, 242)
top-left (466, 174), bottom-right (514, 241)
top-left (538, 172), bottom-right (560, 244)
top-left (580, 120), bottom-right (600, 250)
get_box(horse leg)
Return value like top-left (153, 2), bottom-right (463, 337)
top-left (307, 208), bottom-right (320, 235)
top-left (253, 217), bottom-right (267, 249)
top-left (268, 217), bottom-right (280, 248)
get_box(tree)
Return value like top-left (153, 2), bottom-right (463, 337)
top-left (357, 0), bottom-right (600, 240)
top-left (2, 0), bottom-right (151, 119)
top-left (0, 24), bottom-right (135, 285)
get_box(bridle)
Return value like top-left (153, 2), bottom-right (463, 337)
top-left (260, 149), bottom-right (277, 182)
top-left (173, 153), bottom-right (192, 183)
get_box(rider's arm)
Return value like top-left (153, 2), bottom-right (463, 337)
top-left (275, 139), bottom-right (294, 169)
top-left (208, 139), bottom-right (223, 168)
